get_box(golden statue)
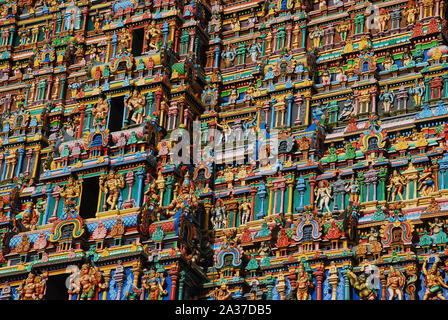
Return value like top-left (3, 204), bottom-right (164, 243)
top-left (403, 2), bottom-right (418, 25)
top-left (124, 90), bottom-right (146, 125)
top-left (69, 264), bottom-right (107, 300)
top-left (422, 257), bottom-right (448, 300)
top-left (118, 28), bottom-right (132, 51)
top-left (145, 20), bottom-right (162, 51)
top-left (411, 128), bottom-right (428, 147)
top-left (387, 170), bottom-right (407, 201)
top-left (142, 269), bottom-right (167, 300)
top-left (386, 266), bottom-right (405, 300)
top-left (100, 169), bottom-right (125, 211)
top-left (59, 176), bottom-right (82, 210)
top-left (17, 272), bottom-right (47, 300)
top-left (91, 97), bottom-right (109, 127)
top-left (213, 282), bottom-right (232, 300)
top-left (17, 202), bottom-right (38, 231)
top-left (296, 263), bottom-right (313, 300)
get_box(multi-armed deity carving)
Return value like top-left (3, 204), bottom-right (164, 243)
top-left (386, 266), bottom-right (406, 300)
top-left (346, 269), bottom-right (377, 300)
top-left (142, 269), bottom-right (167, 300)
top-left (68, 264), bottom-right (108, 300)
top-left (91, 97), bottom-right (109, 127)
top-left (422, 257), bottom-right (448, 300)
top-left (296, 262), bottom-right (313, 300)
top-left (124, 90), bottom-right (146, 125)
top-left (145, 21), bottom-right (162, 51)
top-left (100, 169), bottom-right (125, 211)
top-left (211, 199), bottom-right (227, 229)
top-left (17, 272), bottom-right (48, 300)
top-left (59, 175), bottom-right (82, 213)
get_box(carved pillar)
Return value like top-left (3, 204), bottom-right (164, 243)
top-left (314, 266), bottom-right (325, 300)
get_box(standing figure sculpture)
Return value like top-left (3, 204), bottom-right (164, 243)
top-left (239, 196), bottom-right (252, 225)
top-left (142, 269), bottom-right (167, 300)
top-left (387, 170), bottom-right (407, 202)
top-left (296, 263), bottom-right (313, 300)
top-left (211, 200), bottom-right (227, 229)
top-left (213, 282), bottom-right (232, 300)
top-left (68, 264), bottom-right (107, 300)
top-left (315, 180), bottom-right (332, 214)
top-left (59, 176), bottom-right (82, 211)
top-left (422, 257), bottom-right (448, 300)
top-left (145, 21), bottom-right (162, 51)
top-left (162, 172), bottom-right (199, 236)
top-left (124, 90), bottom-right (146, 125)
top-left (91, 97), bottom-right (109, 127)
top-left (100, 169), bottom-right (125, 211)
top-left (418, 166), bottom-right (435, 196)
top-left (386, 266), bottom-right (406, 300)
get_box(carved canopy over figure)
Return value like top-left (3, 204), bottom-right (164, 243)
top-left (68, 264), bottom-right (107, 300)
top-left (100, 169), bottom-right (125, 211)
top-left (124, 89), bottom-right (146, 125)
top-left (17, 272), bottom-right (48, 300)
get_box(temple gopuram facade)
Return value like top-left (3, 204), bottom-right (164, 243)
top-left (0, 0), bottom-right (446, 301)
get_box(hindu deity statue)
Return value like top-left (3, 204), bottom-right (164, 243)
top-left (296, 263), bottom-right (313, 300)
top-left (213, 281), bottom-right (232, 300)
top-left (59, 176), bottom-right (82, 211)
top-left (346, 270), bottom-right (377, 300)
top-left (142, 269), bottom-right (167, 300)
top-left (377, 8), bottom-right (390, 33)
top-left (386, 266), bottom-right (406, 300)
top-left (422, 257), bottom-right (448, 300)
top-left (68, 264), bottom-right (107, 300)
top-left (99, 169), bottom-right (125, 211)
top-left (403, 1), bottom-right (418, 25)
top-left (387, 170), bottom-right (407, 201)
top-left (17, 272), bottom-right (48, 300)
top-left (336, 20), bottom-right (351, 42)
top-left (239, 196), bottom-right (252, 225)
top-left (409, 81), bottom-right (425, 107)
top-left (91, 96), bottom-right (109, 127)
top-left (141, 180), bottom-right (160, 222)
top-left (418, 166), bottom-right (435, 196)
top-left (382, 51), bottom-right (394, 71)
top-left (124, 89), bottom-right (146, 125)
top-left (315, 180), bottom-right (332, 214)
top-left (410, 128), bottom-right (428, 147)
top-left (16, 202), bottom-right (38, 231)
top-left (162, 172), bottom-right (199, 236)
top-left (211, 200), bottom-right (227, 229)
top-left (118, 28), bottom-right (132, 52)
top-left (145, 20), bottom-right (162, 51)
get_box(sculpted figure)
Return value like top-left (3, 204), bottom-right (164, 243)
top-left (387, 170), bottom-right (406, 201)
top-left (142, 269), bottom-right (167, 300)
top-left (377, 8), bottom-right (390, 33)
top-left (69, 264), bottom-right (107, 300)
top-left (91, 97), bottom-right (109, 127)
top-left (403, 2), bottom-right (418, 25)
top-left (423, 257), bottom-right (448, 300)
top-left (162, 172), bottom-right (199, 235)
top-left (211, 200), bottom-right (227, 229)
top-left (239, 196), bottom-right (251, 225)
top-left (17, 202), bottom-right (38, 231)
top-left (213, 282), bottom-right (232, 300)
top-left (409, 81), bottom-right (425, 107)
top-left (100, 169), bottom-right (125, 211)
top-left (145, 21), bottom-right (162, 51)
top-left (315, 180), bottom-right (332, 213)
top-left (296, 263), bottom-right (313, 300)
top-left (418, 166), bottom-right (435, 196)
top-left (346, 270), bottom-right (377, 300)
top-left (386, 266), bottom-right (406, 300)
top-left (124, 90), bottom-right (146, 124)
top-left (118, 28), bottom-right (132, 51)
top-left (60, 176), bottom-right (82, 210)
top-left (17, 272), bottom-right (47, 300)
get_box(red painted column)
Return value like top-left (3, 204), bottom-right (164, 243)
top-left (169, 268), bottom-right (179, 300)
top-left (314, 267), bottom-right (325, 300)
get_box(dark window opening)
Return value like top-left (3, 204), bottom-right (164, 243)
top-left (302, 225), bottom-right (313, 242)
top-left (108, 96), bottom-right (125, 132)
top-left (45, 274), bottom-right (69, 300)
top-left (131, 28), bottom-right (144, 56)
top-left (79, 176), bottom-right (99, 219)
